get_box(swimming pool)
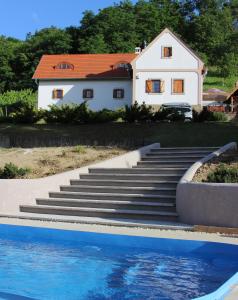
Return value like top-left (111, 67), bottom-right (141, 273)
top-left (0, 224), bottom-right (237, 300)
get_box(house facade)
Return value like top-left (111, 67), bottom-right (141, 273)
top-left (33, 28), bottom-right (205, 110)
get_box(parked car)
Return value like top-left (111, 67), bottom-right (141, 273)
top-left (159, 102), bottom-right (193, 121)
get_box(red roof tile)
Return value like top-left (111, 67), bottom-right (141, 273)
top-left (32, 53), bottom-right (137, 80)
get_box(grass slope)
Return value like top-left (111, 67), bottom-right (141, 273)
top-left (203, 67), bottom-right (237, 92)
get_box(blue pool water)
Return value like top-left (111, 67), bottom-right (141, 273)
top-left (0, 225), bottom-right (237, 300)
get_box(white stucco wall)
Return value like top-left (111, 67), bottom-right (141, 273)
top-left (135, 71), bottom-right (199, 106)
top-left (134, 32), bottom-right (199, 70)
top-left (38, 80), bottom-right (132, 111)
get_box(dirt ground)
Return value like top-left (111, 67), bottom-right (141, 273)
top-left (193, 150), bottom-right (238, 182)
top-left (0, 146), bottom-right (127, 178)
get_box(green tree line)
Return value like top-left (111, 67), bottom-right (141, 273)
top-left (0, 0), bottom-right (237, 94)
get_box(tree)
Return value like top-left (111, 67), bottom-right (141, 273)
top-left (0, 37), bottom-right (21, 93)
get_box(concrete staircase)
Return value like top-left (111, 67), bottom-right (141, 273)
top-left (20, 146), bottom-right (218, 225)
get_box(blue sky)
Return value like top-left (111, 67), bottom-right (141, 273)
top-left (0, 0), bottom-right (137, 40)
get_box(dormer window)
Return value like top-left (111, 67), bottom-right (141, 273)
top-left (162, 46), bottom-right (172, 58)
top-left (55, 62), bottom-right (74, 70)
top-left (116, 62), bottom-right (130, 70)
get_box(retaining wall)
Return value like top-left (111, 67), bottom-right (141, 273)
top-left (177, 142), bottom-right (238, 228)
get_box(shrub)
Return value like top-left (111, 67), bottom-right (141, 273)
top-left (43, 104), bottom-right (77, 124)
top-left (90, 109), bottom-right (122, 123)
top-left (193, 108), bottom-right (228, 122)
top-left (206, 164), bottom-right (238, 183)
top-left (211, 112), bottom-right (228, 122)
top-left (153, 107), bottom-right (185, 122)
top-left (43, 102), bottom-right (122, 124)
top-left (123, 101), bottom-right (153, 123)
top-left (73, 102), bottom-right (92, 124)
top-left (73, 145), bottom-right (87, 154)
top-left (0, 163), bottom-right (30, 179)
top-left (9, 102), bottom-right (42, 124)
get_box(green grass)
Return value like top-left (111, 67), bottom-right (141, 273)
top-left (0, 122), bottom-right (238, 148)
top-left (203, 67), bottom-right (237, 92)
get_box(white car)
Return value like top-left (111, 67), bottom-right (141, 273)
top-left (160, 102), bottom-right (193, 121)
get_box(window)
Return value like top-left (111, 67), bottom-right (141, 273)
top-left (162, 46), bottom-right (172, 58)
top-left (83, 89), bottom-right (94, 99)
top-left (146, 80), bottom-right (165, 93)
top-left (113, 89), bottom-right (124, 99)
top-left (56, 62), bottom-right (74, 70)
top-left (173, 79), bottom-right (184, 94)
top-left (52, 89), bottom-right (63, 99)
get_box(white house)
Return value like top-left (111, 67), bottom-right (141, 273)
top-left (33, 28), bottom-right (205, 110)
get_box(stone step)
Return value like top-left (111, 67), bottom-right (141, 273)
top-left (49, 191), bottom-right (176, 203)
top-left (150, 147), bottom-right (219, 152)
top-left (36, 198), bottom-right (176, 212)
top-left (141, 156), bottom-right (203, 161)
top-left (60, 185), bottom-right (176, 196)
top-left (20, 205), bottom-right (178, 221)
top-left (89, 167), bottom-right (187, 175)
top-left (138, 160), bottom-right (196, 164)
top-left (71, 179), bottom-right (178, 188)
top-left (146, 151), bottom-right (212, 156)
top-left (79, 173), bottom-right (182, 181)
top-left (136, 162), bottom-right (192, 168)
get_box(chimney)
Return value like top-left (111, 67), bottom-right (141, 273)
top-left (135, 47), bottom-right (141, 54)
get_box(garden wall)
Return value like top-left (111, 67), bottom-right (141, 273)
top-left (0, 133), bottom-right (149, 148)
top-left (176, 142), bottom-right (238, 228)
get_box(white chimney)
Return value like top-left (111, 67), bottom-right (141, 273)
top-left (135, 47), bottom-right (141, 54)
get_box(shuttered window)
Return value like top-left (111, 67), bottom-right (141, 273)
top-left (83, 89), bottom-right (94, 99)
top-left (162, 46), bottom-right (172, 58)
top-left (113, 89), bottom-right (124, 99)
top-left (52, 89), bottom-right (63, 99)
top-left (173, 79), bottom-right (184, 94)
top-left (146, 80), bottom-right (165, 93)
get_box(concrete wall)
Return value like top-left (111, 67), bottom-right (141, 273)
top-left (176, 142), bottom-right (238, 228)
top-left (38, 80), bottom-right (132, 110)
top-left (0, 143), bottom-right (160, 215)
top-left (135, 71), bottom-right (199, 106)
top-left (177, 182), bottom-right (238, 228)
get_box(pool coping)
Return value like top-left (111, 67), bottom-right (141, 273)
top-left (0, 216), bottom-right (237, 245)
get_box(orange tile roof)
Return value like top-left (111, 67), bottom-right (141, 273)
top-left (32, 53), bottom-right (137, 80)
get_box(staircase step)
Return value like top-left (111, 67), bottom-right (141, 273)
top-left (141, 156), bottom-right (203, 161)
top-left (136, 163), bottom-right (192, 168)
top-left (89, 167), bottom-right (187, 175)
top-left (20, 205), bottom-right (178, 221)
top-left (71, 179), bottom-right (178, 188)
top-left (36, 198), bottom-right (176, 212)
top-left (49, 191), bottom-right (176, 202)
top-left (60, 185), bottom-right (176, 196)
top-left (138, 160), bottom-right (196, 164)
top-left (146, 151), bottom-right (212, 156)
top-left (79, 173), bottom-right (181, 181)
top-left (150, 147), bottom-right (219, 152)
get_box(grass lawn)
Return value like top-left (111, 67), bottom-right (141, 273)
top-left (203, 67), bottom-right (237, 92)
top-left (0, 122), bottom-right (238, 148)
